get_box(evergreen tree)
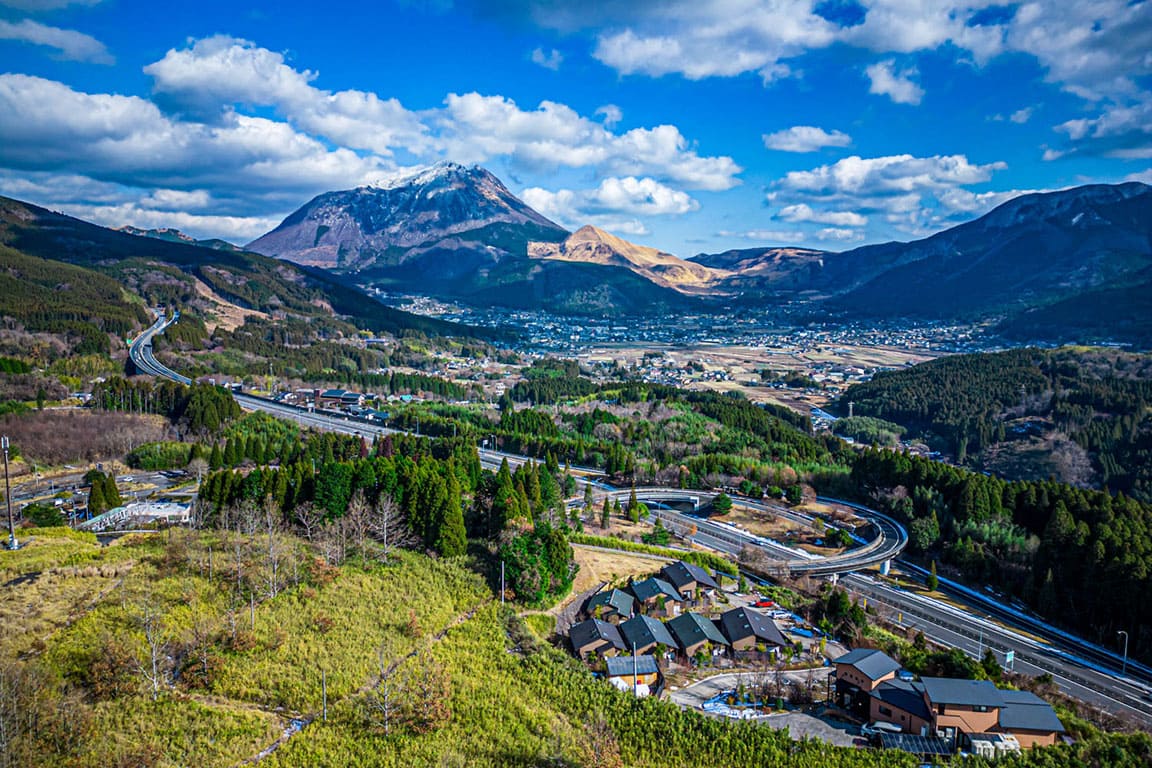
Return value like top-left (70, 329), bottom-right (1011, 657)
top-left (927, 560), bottom-right (939, 591)
top-left (601, 497), bottom-right (611, 529)
top-left (436, 473), bottom-right (467, 557)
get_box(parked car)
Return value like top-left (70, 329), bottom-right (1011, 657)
top-left (860, 721), bottom-right (903, 738)
top-left (754, 599), bottom-right (776, 608)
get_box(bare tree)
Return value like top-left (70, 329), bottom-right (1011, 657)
top-left (132, 598), bottom-right (172, 701)
top-left (293, 501), bottom-right (323, 542)
top-left (368, 495), bottom-right (417, 563)
top-left (345, 489), bottom-right (372, 559)
top-left (262, 496), bottom-right (286, 598)
top-left (362, 643), bottom-right (400, 735)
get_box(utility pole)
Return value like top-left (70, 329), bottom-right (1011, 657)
top-left (1118, 630), bottom-right (1129, 676)
top-left (500, 560), bottom-right (505, 608)
top-left (3, 436), bottom-right (16, 550)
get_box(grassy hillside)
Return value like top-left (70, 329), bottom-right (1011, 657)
top-left (0, 196), bottom-right (481, 340)
top-left (6, 528), bottom-right (1142, 768)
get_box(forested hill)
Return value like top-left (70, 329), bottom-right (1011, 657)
top-left (0, 195), bottom-right (479, 340)
top-left (839, 348), bottom-right (1152, 502)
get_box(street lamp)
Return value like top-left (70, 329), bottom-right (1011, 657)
top-left (1118, 630), bottom-right (1129, 676)
top-left (3, 436), bottom-right (16, 550)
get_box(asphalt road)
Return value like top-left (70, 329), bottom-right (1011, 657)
top-left (843, 572), bottom-right (1152, 726)
top-left (132, 313), bottom-right (1152, 727)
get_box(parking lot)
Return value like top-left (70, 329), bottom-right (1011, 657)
top-left (668, 672), bottom-right (863, 748)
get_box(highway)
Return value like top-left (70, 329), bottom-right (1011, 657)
top-left (130, 312), bottom-right (1152, 724)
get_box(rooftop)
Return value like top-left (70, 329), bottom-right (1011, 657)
top-left (873, 679), bottom-right (931, 722)
top-left (606, 655), bottom-right (659, 677)
top-left (718, 606), bottom-right (788, 647)
top-left (667, 611), bottom-right (728, 649)
top-left (661, 561), bottom-right (721, 592)
top-left (569, 619), bottom-right (625, 654)
top-left (834, 648), bottom-right (902, 681)
top-left (920, 677), bottom-right (1003, 708)
top-left (619, 614), bottom-right (678, 651)
top-left (998, 689), bottom-right (1065, 733)
top-left (627, 576), bottom-right (681, 604)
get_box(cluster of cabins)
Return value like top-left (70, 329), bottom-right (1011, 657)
top-left (569, 562), bottom-right (792, 690)
top-left (832, 648), bottom-right (1065, 755)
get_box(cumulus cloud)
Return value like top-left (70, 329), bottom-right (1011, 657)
top-left (0, 73), bottom-right (393, 205)
top-left (591, 2), bottom-right (832, 82)
top-left (440, 92), bottom-right (741, 190)
top-left (522, 176), bottom-right (698, 231)
top-left (769, 152), bottom-right (1011, 237)
top-left (530, 46), bottom-right (563, 69)
top-left (763, 125), bottom-right (851, 153)
top-left (145, 36), bottom-right (429, 155)
top-left (776, 203), bottom-right (866, 226)
top-left (595, 104), bottom-right (622, 128)
top-left (865, 59), bottom-right (923, 105)
top-left (778, 154), bottom-right (1005, 195)
top-left (1056, 97), bottom-right (1152, 159)
top-left (0, 18), bottom-right (113, 63)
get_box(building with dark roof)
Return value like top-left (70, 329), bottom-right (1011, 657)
top-left (584, 588), bottom-right (636, 623)
top-left (667, 611), bottom-right (729, 658)
top-left (871, 679), bottom-right (932, 735)
top-left (717, 606), bottom-right (788, 651)
top-left (619, 614), bottom-right (678, 655)
top-left (660, 561), bottom-right (721, 600)
top-left (996, 689), bottom-right (1066, 746)
top-left (626, 577), bottom-right (684, 617)
top-left (569, 618), bottom-right (626, 658)
top-left (833, 648), bottom-right (903, 717)
top-left (854, 664), bottom-right (1065, 749)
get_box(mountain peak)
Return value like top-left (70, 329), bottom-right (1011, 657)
top-left (365, 161), bottom-right (478, 191)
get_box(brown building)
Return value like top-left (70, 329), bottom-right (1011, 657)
top-left (833, 648), bottom-right (902, 716)
top-left (626, 576), bottom-right (684, 617)
top-left (660, 561), bottom-right (721, 603)
top-left (569, 618), bottom-right (626, 658)
top-left (717, 606), bottom-right (789, 652)
top-left (584, 588), bottom-right (636, 624)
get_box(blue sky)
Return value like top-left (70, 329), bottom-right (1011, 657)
top-left (0, 0), bottom-right (1149, 257)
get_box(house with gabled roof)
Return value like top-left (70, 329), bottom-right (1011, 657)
top-left (606, 655), bottom-right (660, 696)
top-left (626, 576), bottom-right (684, 617)
top-left (619, 614), bottom-right (678, 655)
top-left (660, 561), bottom-right (721, 602)
top-left (833, 648), bottom-right (903, 717)
top-left (717, 606), bottom-right (788, 652)
top-left (569, 618), bottom-right (626, 658)
top-left (995, 689), bottom-right (1066, 748)
top-left (584, 588), bottom-right (636, 624)
top-left (667, 611), bottom-right (729, 658)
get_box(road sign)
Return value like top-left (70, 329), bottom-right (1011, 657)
top-left (1005, 650), bottom-right (1015, 669)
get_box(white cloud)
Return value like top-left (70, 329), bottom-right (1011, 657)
top-left (145, 36), bottom-right (429, 156)
top-left (763, 125), bottom-right (851, 153)
top-left (0, 18), bottom-right (112, 63)
top-left (815, 227), bottom-right (865, 242)
top-left (590, 0), bottom-right (835, 80)
top-left (769, 152), bottom-right (1011, 237)
top-left (63, 202), bottom-right (279, 242)
top-left (1056, 97), bottom-right (1152, 158)
top-left (777, 203), bottom-right (866, 226)
top-left (1042, 148), bottom-right (1065, 161)
top-left (865, 59), bottom-right (923, 105)
top-left (718, 228), bottom-right (809, 243)
top-left (1124, 168), bottom-right (1152, 184)
top-left (530, 46), bottom-right (563, 70)
top-left (595, 104), bottom-right (622, 128)
top-left (1010, 107), bottom-right (1033, 124)
top-left (0, 74), bottom-right (393, 200)
top-left (441, 92), bottom-right (741, 190)
top-left (779, 154), bottom-right (1005, 196)
top-left (522, 176), bottom-right (697, 230)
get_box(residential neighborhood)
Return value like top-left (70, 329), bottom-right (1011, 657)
top-left (564, 561), bottom-right (1066, 761)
